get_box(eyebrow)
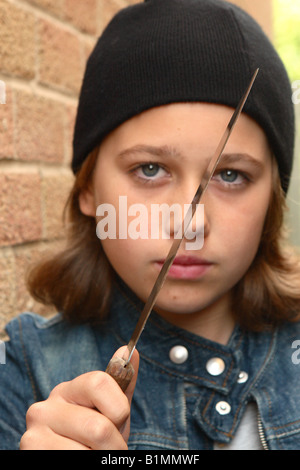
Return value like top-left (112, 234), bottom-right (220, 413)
top-left (117, 144), bottom-right (182, 160)
top-left (117, 144), bottom-right (265, 170)
top-left (218, 153), bottom-right (265, 170)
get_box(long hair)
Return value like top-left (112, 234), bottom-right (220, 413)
top-left (27, 149), bottom-right (300, 329)
top-left (232, 161), bottom-right (300, 330)
top-left (27, 147), bottom-right (115, 324)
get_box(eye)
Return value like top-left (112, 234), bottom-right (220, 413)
top-left (140, 163), bottom-right (161, 178)
top-left (212, 169), bottom-right (249, 188)
top-left (220, 170), bottom-right (240, 183)
top-left (131, 162), bottom-right (169, 183)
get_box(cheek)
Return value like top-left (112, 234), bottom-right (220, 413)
top-left (219, 199), bottom-right (269, 271)
top-left (101, 237), bottom-right (165, 304)
top-left (101, 238), bottom-right (137, 267)
top-left (100, 237), bottom-right (152, 284)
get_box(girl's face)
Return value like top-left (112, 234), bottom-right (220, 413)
top-left (80, 103), bottom-right (272, 336)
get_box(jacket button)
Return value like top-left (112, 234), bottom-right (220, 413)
top-left (237, 371), bottom-right (249, 383)
top-left (206, 357), bottom-right (225, 376)
top-left (169, 345), bottom-right (189, 364)
top-left (216, 401), bottom-right (231, 415)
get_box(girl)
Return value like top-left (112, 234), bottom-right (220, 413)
top-left (1, 0), bottom-right (300, 450)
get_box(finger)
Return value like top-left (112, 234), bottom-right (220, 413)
top-left (20, 425), bottom-right (90, 450)
top-left (25, 400), bottom-right (128, 450)
top-left (49, 402), bottom-right (128, 450)
top-left (50, 370), bottom-right (131, 430)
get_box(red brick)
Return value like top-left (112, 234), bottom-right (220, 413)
top-left (38, 18), bottom-right (83, 94)
top-left (64, 0), bottom-right (98, 35)
top-left (26, 0), bottom-right (65, 19)
top-left (0, 172), bottom-right (43, 246)
top-left (15, 90), bottom-right (65, 164)
top-left (0, 85), bottom-right (14, 159)
top-left (42, 170), bottom-right (74, 239)
top-left (0, 0), bottom-right (36, 79)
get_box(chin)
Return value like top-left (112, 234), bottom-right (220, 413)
top-left (154, 298), bottom-right (208, 316)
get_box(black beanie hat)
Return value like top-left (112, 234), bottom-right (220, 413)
top-left (72, 0), bottom-right (295, 193)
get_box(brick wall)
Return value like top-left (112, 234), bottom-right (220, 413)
top-left (0, 0), bottom-right (273, 333)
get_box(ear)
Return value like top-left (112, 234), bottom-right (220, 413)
top-left (78, 186), bottom-right (96, 217)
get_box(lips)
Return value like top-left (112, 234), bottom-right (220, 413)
top-left (155, 255), bottom-right (213, 280)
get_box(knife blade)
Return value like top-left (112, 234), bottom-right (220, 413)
top-left (106, 69), bottom-right (259, 391)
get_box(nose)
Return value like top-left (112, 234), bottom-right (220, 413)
top-left (164, 180), bottom-right (211, 248)
top-left (184, 197), bottom-right (211, 245)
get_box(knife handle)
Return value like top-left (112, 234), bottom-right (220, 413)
top-left (105, 356), bottom-right (135, 392)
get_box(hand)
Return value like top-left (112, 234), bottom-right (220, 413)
top-left (20, 346), bottom-right (139, 450)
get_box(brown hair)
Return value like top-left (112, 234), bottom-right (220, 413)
top-left (27, 149), bottom-right (300, 330)
top-left (232, 160), bottom-right (300, 330)
top-left (27, 147), bottom-right (115, 325)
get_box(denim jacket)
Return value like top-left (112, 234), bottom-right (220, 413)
top-left (1, 280), bottom-right (300, 450)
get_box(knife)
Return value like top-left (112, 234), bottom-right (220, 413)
top-left (106, 69), bottom-right (259, 391)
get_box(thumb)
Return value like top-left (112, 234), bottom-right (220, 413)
top-left (106, 346), bottom-right (139, 401)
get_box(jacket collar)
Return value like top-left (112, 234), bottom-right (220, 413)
top-left (109, 278), bottom-right (277, 443)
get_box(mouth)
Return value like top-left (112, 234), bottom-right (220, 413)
top-left (155, 255), bottom-right (213, 280)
